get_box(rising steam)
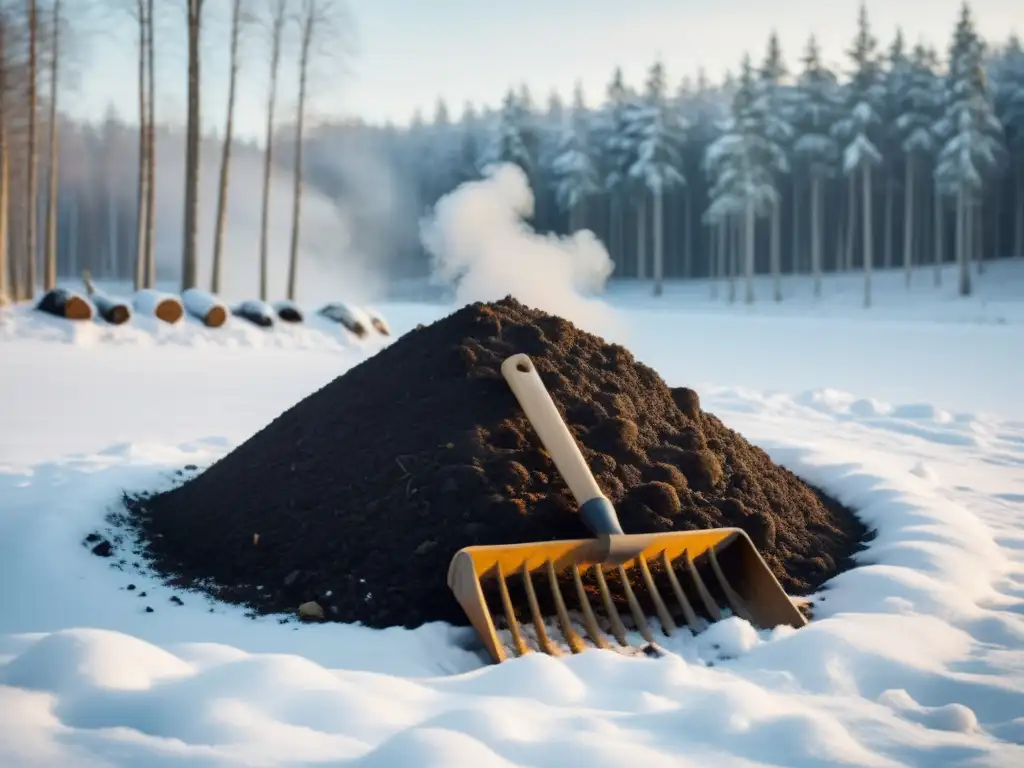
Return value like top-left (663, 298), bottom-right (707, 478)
top-left (419, 163), bottom-right (622, 338)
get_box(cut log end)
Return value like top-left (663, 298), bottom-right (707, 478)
top-left (204, 305), bottom-right (227, 328)
top-left (37, 289), bottom-right (95, 322)
top-left (277, 306), bottom-right (303, 323)
top-left (64, 295), bottom-right (93, 321)
top-left (155, 299), bottom-right (184, 325)
top-left (104, 305), bottom-right (132, 326)
top-left (370, 317), bottom-right (390, 336)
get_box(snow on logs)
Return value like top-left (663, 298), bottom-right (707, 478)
top-left (232, 299), bottom-right (275, 328)
top-left (36, 288), bottom-right (94, 321)
top-left (181, 289), bottom-right (228, 328)
top-left (318, 302), bottom-right (369, 337)
top-left (134, 289), bottom-right (185, 325)
top-left (82, 271), bottom-right (132, 325)
top-left (273, 300), bottom-right (303, 323)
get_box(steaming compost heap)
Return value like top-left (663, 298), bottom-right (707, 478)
top-left (130, 297), bottom-right (867, 628)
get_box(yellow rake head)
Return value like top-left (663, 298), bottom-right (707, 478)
top-left (448, 526), bottom-right (807, 663)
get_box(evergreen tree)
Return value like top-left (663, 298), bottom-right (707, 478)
top-left (792, 35), bottom-right (841, 296)
top-left (551, 81), bottom-right (600, 234)
top-left (756, 31), bottom-right (794, 300)
top-left (934, 2), bottom-right (1006, 295)
top-left (832, 2), bottom-right (886, 307)
top-left (704, 55), bottom-right (779, 303)
top-left (881, 29), bottom-right (911, 270)
top-left (896, 42), bottom-right (942, 285)
top-left (485, 88), bottom-right (533, 175)
top-left (598, 66), bottom-right (641, 274)
top-left (627, 60), bottom-right (687, 295)
top-left (991, 35), bottom-right (1024, 257)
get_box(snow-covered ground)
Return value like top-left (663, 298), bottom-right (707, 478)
top-left (1, 264), bottom-right (1023, 766)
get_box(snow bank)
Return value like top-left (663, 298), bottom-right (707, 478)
top-left (1, 330), bottom-right (1022, 764)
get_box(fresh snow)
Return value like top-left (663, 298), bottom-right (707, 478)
top-left (1, 266), bottom-right (1023, 766)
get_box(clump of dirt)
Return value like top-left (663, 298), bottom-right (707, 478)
top-left (127, 296), bottom-right (869, 628)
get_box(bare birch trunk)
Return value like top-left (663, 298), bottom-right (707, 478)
top-left (287, 4), bottom-right (315, 301)
top-left (26, 0), bottom-right (39, 298)
top-left (258, 0), bottom-right (286, 301)
top-left (211, 0), bottom-right (243, 295)
top-left (144, 0), bottom-right (156, 287)
top-left (42, 0), bottom-right (61, 291)
top-left (133, 0), bottom-right (147, 291)
top-left (181, 0), bottom-right (203, 291)
top-left (0, 25), bottom-right (8, 304)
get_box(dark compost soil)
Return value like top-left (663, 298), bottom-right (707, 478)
top-left (126, 296), bottom-right (869, 629)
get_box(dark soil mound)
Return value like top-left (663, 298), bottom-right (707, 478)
top-left (129, 297), bottom-right (868, 629)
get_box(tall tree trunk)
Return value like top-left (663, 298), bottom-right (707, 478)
top-left (883, 172), bottom-right (894, 269)
top-left (862, 164), bottom-right (873, 308)
top-left (682, 185), bottom-right (692, 278)
top-left (68, 193), bottom-right (78, 276)
top-left (728, 215), bottom-right (737, 304)
top-left (211, 0), bottom-right (243, 295)
top-left (286, 5), bottom-right (314, 301)
top-left (144, 0), bottom-right (156, 287)
top-left (744, 199), bottom-right (755, 304)
top-left (42, 0), bottom-right (61, 291)
top-left (635, 196), bottom-right (646, 280)
top-left (975, 197), bottom-right (984, 275)
top-left (956, 185), bottom-right (970, 296)
top-left (133, 0), bottom-right (147, 291)
top-left (180, 0), bottom-right (202, 291)
top-left (844, 173), bottom-right (855, 272)
top-left (710, 222), bottom-right (720, 299)
top-left (934, 184), bottom-right (944, 287)
top-left (1015, 167), bottom-right (1023, 259)
top-left (258, 0), bottom-right (286, 301)
top-left (792, 178), bottom-right (802, 273)
top-left (903, 158), bottom-right (914, 288)
top-left (26, 0), bottom-right (38, 298)
top-left (811, 176), bottom-right (822, 298)
top-left (0, 26), bottom-right (8, 304)
top-left (770, 200), bottom-right (781, 301)
top-left (652, 188), bottom-right (664, 296)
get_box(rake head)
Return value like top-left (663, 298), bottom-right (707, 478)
top-left (448, 527), bottom-right (808, 664)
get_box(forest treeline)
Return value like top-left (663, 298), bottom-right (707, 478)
top-left (0, 1), bottom-right (1022, 306)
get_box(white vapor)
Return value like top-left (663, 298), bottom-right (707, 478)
top-left (419, 163), bottom-right (622, 339)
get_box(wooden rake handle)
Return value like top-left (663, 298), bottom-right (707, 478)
top-left (501, 353), bottom-right (624, 536)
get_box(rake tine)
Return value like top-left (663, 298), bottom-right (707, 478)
top-left (571, 565), bottom-right (610, 650)
top-left (682, 549), bottom-right (721, 621)
top-left (660, 550), bottom-right (701, 631)
top-left (593, 565), bottom-right (630, 646)
top-left (495, 562), bottom-right (530, 657)
top-left (545, 560), bottom-right (586, 654)
top-left (522, 563), bottom-right (561, 656)
top-left (636, 556), bottom-right (677, 636)
top-left (707, 546), bottom-right (754, 622)
top-left (616, 564), bottom-right (655, 643)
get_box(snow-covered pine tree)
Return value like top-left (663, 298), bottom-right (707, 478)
top-left (628, 60), bottom-right (686, 296)
top-left (832, 2), bottom-right (886, 307)
top-left (455, 101), bottom-right (483, 185)
top-left (704, 54), bottom-right (779, 303)
top-left (756, 31), bottom-right (793, 301)
top-left (551, 81), bottom-right (600, 235)
top-left (792, 34), bottom-right (841, 297)
top-left (680, 68), bottom-right (729, 283)
top-left (934, 2), bottom-right (1006, 296)
top-left (991, 35), bottom-right (1024, 258)
top-left (896, 42), bottom-right (942, 286)
top-left (424, 98), bottom-right (460, 204)
top-left (882, 29), bottom-right (911, 270)
top-left (485, 88), bottom-right (534, 176)
top-left (597, 67), bottom-right (638, 272)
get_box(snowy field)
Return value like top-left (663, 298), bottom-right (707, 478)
top-left (1, 263), bottom-right (1023, 766)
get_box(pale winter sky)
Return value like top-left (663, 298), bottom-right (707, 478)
top-left (72, 0), bottom-right (1019, 140)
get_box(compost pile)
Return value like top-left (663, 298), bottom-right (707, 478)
top-left (131, 296), bottom-right (866, 628)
